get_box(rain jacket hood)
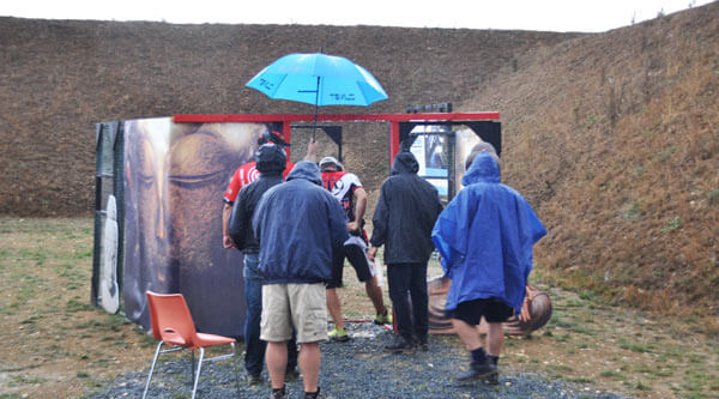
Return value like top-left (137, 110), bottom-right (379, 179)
top-left (286, 160), bottom-right (323, 186)
top-left (391, 151), bottom-right (420, 175)
top-left (432, 153), bottom-right (547, 313)
top-left (370, 151), bottom-right (443, 264)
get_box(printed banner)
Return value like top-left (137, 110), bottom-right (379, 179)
top-left (122, 118), bottom-right (268, 337)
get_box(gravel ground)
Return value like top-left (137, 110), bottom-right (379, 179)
top-left (87, 322), bottom-right (631, 399)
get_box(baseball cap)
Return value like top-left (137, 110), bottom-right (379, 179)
top-left (254, 143), bottom-right (287, 173)
top-left (319, 156), bottom-right (343, 171)
top-left (259, 130), bottom-right (291, 147)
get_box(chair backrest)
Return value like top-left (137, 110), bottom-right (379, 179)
top-left (146, 291), bottom-right (198, 347)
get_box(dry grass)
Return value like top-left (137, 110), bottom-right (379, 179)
top-left (0, 218), bottom-right (151, 398)
top-left (465, 4), bottom-right (719, 320)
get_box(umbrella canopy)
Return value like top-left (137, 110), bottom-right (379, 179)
top-left (246, 53), bottom-right (388, 107)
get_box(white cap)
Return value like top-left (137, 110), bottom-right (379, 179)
top-left (319, 156), bottom-right (343, 171)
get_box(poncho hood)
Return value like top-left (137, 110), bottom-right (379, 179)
top-left (462, 152), bottom-right (500, 186)
top-left (391, 151), bottom-right (420, 175)
top-left (287, 160), bottom-right (322, 186)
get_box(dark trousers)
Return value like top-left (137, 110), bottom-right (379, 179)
top-left (243, 254), bottom-right (297, 376)
top-left (387, 262), bottom-right (428, 341)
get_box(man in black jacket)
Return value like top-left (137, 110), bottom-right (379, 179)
top-left (228, 143), bottom-right (299, 385)
top-left (368, 151), bottom-right (443, 352)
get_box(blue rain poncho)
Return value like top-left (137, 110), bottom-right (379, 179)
top-left (431, 153), bottom-right (547, 313)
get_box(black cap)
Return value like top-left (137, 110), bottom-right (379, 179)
top-left (255, 143), bottom-right (287, 174)
top-left (259, 130), bottom-right (291, 147)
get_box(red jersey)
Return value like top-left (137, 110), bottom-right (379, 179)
top-left (321, 171), bottom-right (362, 222)
top-left (223, 160), bottom-right (294, 205)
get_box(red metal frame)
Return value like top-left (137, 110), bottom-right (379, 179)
top-left (173, 112), bottom-right (500, 161)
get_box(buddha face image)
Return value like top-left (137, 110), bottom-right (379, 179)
top-left (123, 118), bottom-right (173, 325)
top-left (123, 119), bottom-right (265, 330)
top-left (166, 122), bottom-right (263, 271)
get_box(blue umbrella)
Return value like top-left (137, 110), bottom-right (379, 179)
top-left (246, 52), bottom-right (388, 110)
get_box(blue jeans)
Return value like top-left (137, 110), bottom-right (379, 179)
top-left (387, 262), bottom-right (429, 342)
top-left (243, 254), bottom-right (297, 376)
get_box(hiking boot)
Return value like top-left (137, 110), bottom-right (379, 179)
top-left (374, 309), bottom-right (393, 325)
top-left (270, 386), bottom-right (289, 399)
top-left (416, 336), bottom-right (429, 352)
top-left (304, 386), bottom-right (325, 399)
top-left (384, 336), bottom-right (415, 353)
top-left (328, 326), bottom-right (350, 342)
top-left (456, 361), bottom-right (497, 382)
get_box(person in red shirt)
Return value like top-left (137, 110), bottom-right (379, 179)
top-left (222, 131), bottom-right (317, 249)
top-left (319, 156), bottom-right (391, 342)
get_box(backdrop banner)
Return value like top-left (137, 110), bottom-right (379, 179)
top-left (122, 118), bottom-right (268, 337)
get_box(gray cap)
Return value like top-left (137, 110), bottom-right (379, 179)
top-left (319, 156), bottom-right (343, 171)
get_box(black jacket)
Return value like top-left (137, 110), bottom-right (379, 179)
top-left (370, 151), bottom-right (443, 264)
top-left (228, 143), bottom-right (288, 254)
top-left (229, 174), bottom-right (283, 253)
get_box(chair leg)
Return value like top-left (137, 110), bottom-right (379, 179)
top-left (142, 341), bottom-right (165, 399)
top-left (190, 349), bottom-right (196, 384)
top-left (191, 347), bottom-right (205, 399)
top-left (232, 342), bottom-right (241, 394)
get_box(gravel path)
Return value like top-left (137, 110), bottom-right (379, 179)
top-left (87, 322), bottom-right (631, 399)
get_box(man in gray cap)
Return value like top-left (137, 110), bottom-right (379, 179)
top-left (319, 156), bottom-right (391, 342)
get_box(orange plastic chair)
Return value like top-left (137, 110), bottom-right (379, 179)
top-left (142, 291), bottom-right (240, 399)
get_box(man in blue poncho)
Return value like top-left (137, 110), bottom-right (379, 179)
top-left (432, 151), bottom-right (546, 383)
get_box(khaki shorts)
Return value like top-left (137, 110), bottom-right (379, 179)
top-left (260, 283), bottom-right (328, 343)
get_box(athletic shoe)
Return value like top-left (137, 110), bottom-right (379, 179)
top-left (328, 326), bottom-right (350, 342)
top-left (374, 309), bottom-right (393, 325)
top-left (304, 386), bottom-right (325, 399)
top-left (270, 386), bottom-right (289, 399)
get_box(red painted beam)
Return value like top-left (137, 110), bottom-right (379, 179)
top-left (389, 121), bottom-right (401, 162)
top-left (173, 112), bottom-right (500, 123)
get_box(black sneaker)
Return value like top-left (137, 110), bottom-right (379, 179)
top-left (483, 371), bottom-right (500, 385)
top-left (270, 386), bottom-right (289, 399)
top-left (384, 336), bottom-right (415, 353)
top-left (304, 386), bottom-right (325, 399)
top-left (456, 362), bottom-right (497, 382)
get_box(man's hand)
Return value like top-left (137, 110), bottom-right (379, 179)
top-left (223, 235), bottom-right (235, 249)
top-left (347, 221), bottom-right (360, 233)
top-left (367, 245), bottom-right (378, 262)
top-left (518, 286), bottom-right (532, 322)
top-left (222, 204), bottom-right (234, 249)
top-left (304, 138), bottom-right (319, 162)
